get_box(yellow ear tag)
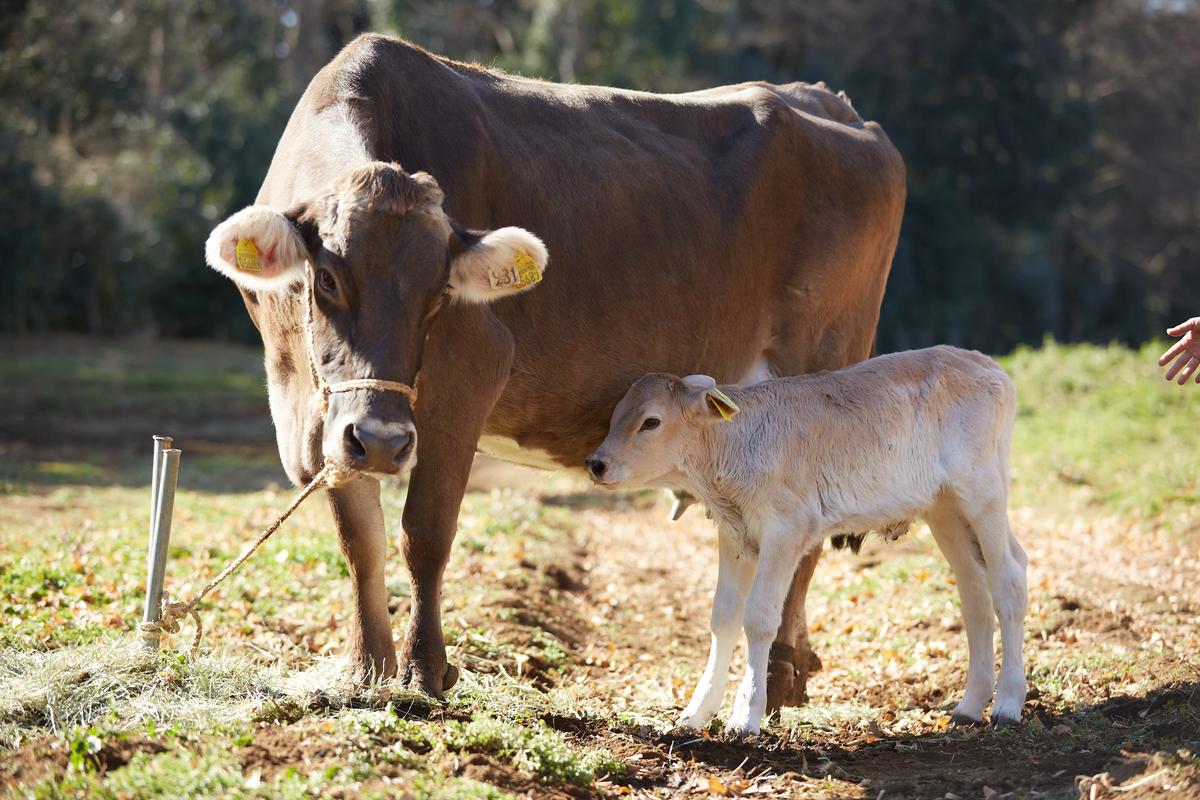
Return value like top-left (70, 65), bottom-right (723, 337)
top-left (707, 387), bottom-right (740, 421)
top-left (512, 250), bottom-right (542, 289)
top-left (235, 239), bottom-right (262, 274)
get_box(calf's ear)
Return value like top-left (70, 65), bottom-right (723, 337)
top-left (205, 205), bottom-right (311, 292)
top-left (448, 225), bottom-right (548, 303)
top-left (681, 374), bottom-right (740, 422)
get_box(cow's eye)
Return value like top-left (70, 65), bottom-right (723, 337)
top-left (639, 417), bottom-right (660, 432)
top-left (317, 268), bottom-right (337, 294)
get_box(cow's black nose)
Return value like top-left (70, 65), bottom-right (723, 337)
top-left (586, 456), bottom-right (607, 479)
top-left (344, 422), bottom-right (415, 473)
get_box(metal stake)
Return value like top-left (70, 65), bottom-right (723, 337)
top-left (148, 436), bottom-right (171, 539)
top-left (142, 443), bottom-right (181, 651)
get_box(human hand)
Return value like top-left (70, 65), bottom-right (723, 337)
top-left (1158, 317), bottom-right (1200, 384)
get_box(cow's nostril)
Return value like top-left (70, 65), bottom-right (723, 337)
top-left (586, 457), bottom-right (606, 479)
top-left (393, 430), bottom-right (415, 465)
top-left (345, 423), bottom-right (367, 462)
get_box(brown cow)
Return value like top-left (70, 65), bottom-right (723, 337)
top-left (204, 34), bottom-right (906, 708)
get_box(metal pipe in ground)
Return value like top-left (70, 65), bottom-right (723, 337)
top-left (141, 443), bottom-right (181, 651)
top-left (148, 436), bottom-right (171, 542)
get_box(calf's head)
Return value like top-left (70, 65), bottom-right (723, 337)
top-left (586, 373), bottom-right (740, 488)
top-left (206, 161), bottom-right (547, 483)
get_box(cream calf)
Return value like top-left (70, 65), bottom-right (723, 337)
top-left (586, 346), bottom-right (1026, 735)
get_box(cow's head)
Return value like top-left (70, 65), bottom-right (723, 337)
top-left (206, 162), bottom-right (547, 484)
top-left (586, 373), bottom-right (740, 488)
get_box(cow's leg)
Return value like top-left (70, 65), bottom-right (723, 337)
top-left (395, 306), bottom-right (514, 698)
top-left (396, 427), bottom-right (477, 697)
top-left (763, 323), bottom-right (877, 710)
top-left (328, 476), bottom-right (397, 684)
top-left (766, 547), bottom-right (823, 712)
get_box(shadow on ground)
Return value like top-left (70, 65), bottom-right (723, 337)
top-left (557, 682), bottom-right (1199, 798)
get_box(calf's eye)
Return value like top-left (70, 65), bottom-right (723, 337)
top-left (639, 418), bottom-right (660, 432)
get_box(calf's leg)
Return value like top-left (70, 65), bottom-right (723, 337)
top-left (328, 476), bottom-right (397, 684)
top-left (678, 528), bottom-right (756, 728)
top-left (972, 504), bottom-right (1028, 724)
top-left (728, 522), bottom-right (812, 735)
top-left (927, 499), bottom-right (997, 723)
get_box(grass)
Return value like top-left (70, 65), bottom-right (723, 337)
top-left (1001, 338), bottom-right (1200, 525)
top-left (1, 335), bottom-right (1198, 798)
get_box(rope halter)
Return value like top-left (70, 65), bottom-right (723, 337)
top-left (301, 270), bottom-right (419, 415)
top-left (138, 271), bottom-right (422, 655)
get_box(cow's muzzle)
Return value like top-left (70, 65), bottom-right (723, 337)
top-left (326, 417), bottom-right (417, 476)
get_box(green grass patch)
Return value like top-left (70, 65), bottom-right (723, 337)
top-left (1000, 340), bottom-right (1200, 525)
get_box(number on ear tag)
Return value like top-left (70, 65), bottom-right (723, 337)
top-left (235, 239), bottom-right (262, 273)
top-left (512, 250), bottom-right (541, 288)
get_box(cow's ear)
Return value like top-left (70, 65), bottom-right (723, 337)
top-left (447, 224), bottom-right (548, 303)
top-left (205, 205), bottom-right (310, 292)
top-left (681, 374), bottom-right (740, 422)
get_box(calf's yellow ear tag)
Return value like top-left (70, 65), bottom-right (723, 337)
top-left (512, 250), bottom-right (542, 289)
top-left (235, 239), bottom-right (262, 274)
top-left (707, 387), bottom-right (740, 421)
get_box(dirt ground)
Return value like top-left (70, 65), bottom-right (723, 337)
top-left (2, 338), bottom-right (1198, 799)
top-left (240, 456), bottom-right (1197, 800)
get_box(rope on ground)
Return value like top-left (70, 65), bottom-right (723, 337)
top-left (138, 462), bottom-right (337, 654)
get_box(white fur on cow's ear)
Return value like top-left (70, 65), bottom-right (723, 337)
top-left (449, 227), bottom-right (548, 304)
top-left (205, 205), bottom-right (309, 292)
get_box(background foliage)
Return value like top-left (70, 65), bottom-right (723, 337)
top-left (2, 0), bottom-right (1197, 351)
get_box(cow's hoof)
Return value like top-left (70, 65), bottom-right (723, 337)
top-left (950, 711), bottom-right (983, 727)
top-left (443, 662), bottom-right (460, 692)
top-left (991, 712), bottom-right (1022, 728)
top-left (396, 659), bottom-right (461, 700)
top-left (766, 660), bottom-right (800, 713)
top-left (344, 652), bottom-right (399, 688)
top-left (765, 644), bottom-right (822, 713)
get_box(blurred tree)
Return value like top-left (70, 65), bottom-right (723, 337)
top-left (1, 0), bottom-right (1197, 351)
top-left (727, 0), bottom-right (1098, 351)
top-left (1058, 0), bottom-right (1200, 344)
top-left (0, 0), bottom-right (367, 337)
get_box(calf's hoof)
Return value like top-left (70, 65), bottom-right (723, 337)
top-left (990, 708), bottom-right (1022, 727)
top-left (950, 711), bottom-right (983, 726)
top-left (675, 711), bottom-right (712, 730)
top-left (991, 692), bottom-right (1024, 726)
top-left (765, 643), bottom-right (822, 713)
top-left (725, 711), bottom-right (761, 737)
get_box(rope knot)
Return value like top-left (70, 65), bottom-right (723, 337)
top-left (139, 592), bottom-right (203, 654)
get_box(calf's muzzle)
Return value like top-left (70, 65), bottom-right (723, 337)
top-left (585, 455), bottom-right (607, 480)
